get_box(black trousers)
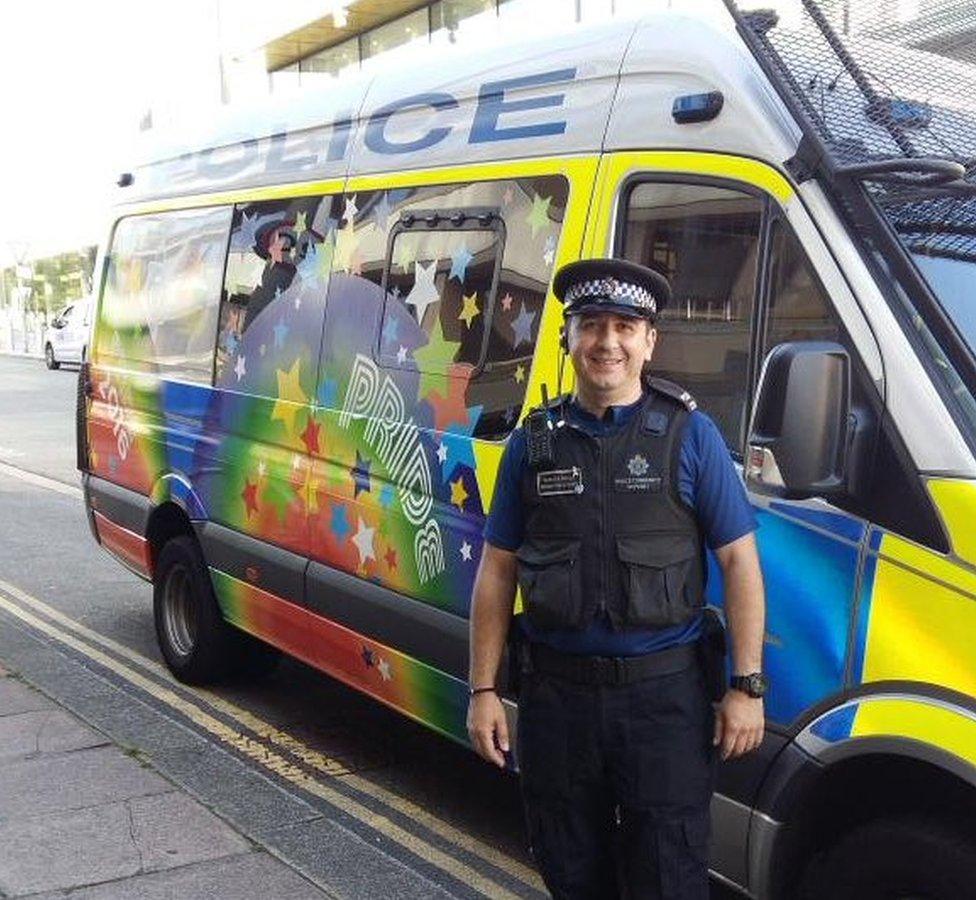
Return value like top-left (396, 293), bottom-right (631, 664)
top-left (517, 662), bottom-right (716, 900)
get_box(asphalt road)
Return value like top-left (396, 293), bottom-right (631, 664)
top-left (0, 354), bottom-right (741, 899)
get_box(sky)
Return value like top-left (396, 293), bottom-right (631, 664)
top-left (0, 1), bottom-right (228, 267)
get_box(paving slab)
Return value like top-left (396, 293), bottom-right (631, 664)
top-left (0, 709), bottom-right (108, 761)
top-left (27, 851), bottom-right (327, 900)
top-left (0, 677), bottom-right (56, 716)
top-left (0, 745), bottom-right (170, 820)
top-left (128, 791), bottom-right (252, 871)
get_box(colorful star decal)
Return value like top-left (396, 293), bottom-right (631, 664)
top-left (458, 292), bottom-right (480, 328)
top-left (234, 354), bottom-right (246, 382)
top-left (379, 483), bottom-right (395, 508)
top-left (333, 223), bottom-right (360, 273)
top-left (238, 211), bottom-right (259, 248)
top-left (372, 193), bottom-right (394, 230)
top-left (395, 237), bottom-right (416, 274)
top-left (351, 517), bottom-right (376, 567)
top-left (404, 260), bottom-right (441, 324)
top-left (413, 317), bottom-right (462, 398)
top-left (294, 211), bottom-right (308, 237)
top-left (384, 546), bottom-right (398, 570)
top-left (396, 345), bottom-right (409, 365)
top-left (527, 194), bottom-right (552, 238)
top-left (319, 378), bottom-right (339, 410)
top-left (297, 243), bottom-right (320, 282)
top-left (438, 405), bottom-right (481, 482)
top-left (450, 475), bottom-right (469, 512)
top-left (271, 358), bottom-right (308, 437)
top-left (330, 503), bottom-right (351, 541)
top-left (377, 658), bottom-right (392, 681)
top-left (460, 540), bottom-right (473, 562)
top-left (514, 364), bottom-right (526, 384)
top-left (242, 480), bottom-right (259, 518)
top-left (501, 292), bottom-right (514, 312)
top-left (361, 645), bottom-right (376, 668)
top-left (300, 415), bottom-right (321, 455)
top-left (350, 451), bottom-right (372, 497)
top-left (427, 364), bottom-right (474, 432)
top-left (343, 195), bottom-right (359, 225)
top-left (511, 301), bottom-right (537, 347)
top-left (436, 442), bottom-right (448, 464)
top-left (449, 243), bottom-right (473, 282)
top-left (503, 187), bottom-right (515, 205)
top-left (543, 234), bottom-right (557, 266)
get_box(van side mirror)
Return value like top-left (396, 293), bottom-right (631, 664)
top-left (745, 342), bottom-right (854, 499)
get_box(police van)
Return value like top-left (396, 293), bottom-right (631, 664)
top-left (78, 1), bottom-right (976, 896)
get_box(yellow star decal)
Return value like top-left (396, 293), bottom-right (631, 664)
top-left (450, 476), bottom-right (468, 511)
top-left (395, 236), bottom-right (416, 273)
top-left (526, 194), bottom-right (552, 238)
top-left (514, 364), bottom-right (526, 384)
top-left (295, 211), bottom-right (308, 237)
top-left (413, 316), bottom-right (461, 398)
top-left (271, 358), bottom-right (308, 438)
top-left (458, 292), bottom-right (480, 328)
top-left (317, 234), bottom-right (336, 279)
top-left (306, 471), bottom-right (323, 516)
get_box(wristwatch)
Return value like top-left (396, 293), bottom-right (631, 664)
top-left (730, 672), bottom-right (768, 698)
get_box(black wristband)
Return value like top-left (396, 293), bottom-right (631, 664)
top-left (469, 686), bottom-right (497, 698)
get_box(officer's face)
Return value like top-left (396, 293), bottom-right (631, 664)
top-left (567, 312), bottom-right (656, 396)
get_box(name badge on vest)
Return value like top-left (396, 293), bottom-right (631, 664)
top-left (614, 453), bottom-right (662, 492)
top-left (537, 466), bottom-right (584, 497)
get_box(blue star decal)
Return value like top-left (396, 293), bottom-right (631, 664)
top-left (379, 483), bottom-right (395, 508)
top-left (361, 646), bottom-right (376, 668)
top-left (510, 302), bottom-right (537, 348)
top-left (330, 503), bottom-right (350, 541)
top-left (273, 319), bottom-right (289, 349)
top-left (318, 378), bottom-right (339, 410)
top-left (439, 404), bottom-right (482, 481)
top-left (382, 315), bottom-right (400, 347)
top-left (449, 243), bottom-right (474, 283)
top-left (297, 242), bottom-right (319, 282)
top-left (350, 451), bottom-right (372, 497)
top-left (372, 193), bottom-right (394, 230)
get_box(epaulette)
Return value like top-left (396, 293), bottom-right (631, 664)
top-left (644, 376), bottom-right (698, 412)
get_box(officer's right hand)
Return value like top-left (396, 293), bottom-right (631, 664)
top-left (467, 692), bottom-right (510, 767)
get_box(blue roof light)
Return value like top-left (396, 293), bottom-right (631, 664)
top-left (672, 91), bottom-right (724, 124)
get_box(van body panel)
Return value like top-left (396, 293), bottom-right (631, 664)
top-left (608, 15), bottom-right (800, 165)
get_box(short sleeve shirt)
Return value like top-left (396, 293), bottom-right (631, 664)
top-left (483, 393), bottom-right (758, 656)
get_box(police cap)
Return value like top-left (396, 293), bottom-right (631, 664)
top-left (552, 258), bottom-right (670, 320)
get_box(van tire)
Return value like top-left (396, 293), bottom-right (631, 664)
top-left (233, 633), bottom-right (282, 680)
top-left (153, 535), bottom-right (235, 684)
top-left (45, 344), bottom-right (59, 370)
top-left (798, 815), bottom-right (976, 900)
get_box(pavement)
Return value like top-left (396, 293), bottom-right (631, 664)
top-left (0, 660), bottom-right (328, 900)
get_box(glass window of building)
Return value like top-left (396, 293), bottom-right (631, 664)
top-left (300, 38), bottom-right (360, 78)
top-left (498, 0), bottom-right (577, 24)
top-left (361, 9), bottom-right (430, 61)
top-left (431, 0), bottom-right (497, 40)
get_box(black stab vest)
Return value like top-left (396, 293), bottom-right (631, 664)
top-left (516, 388), bottom-right (705, 633)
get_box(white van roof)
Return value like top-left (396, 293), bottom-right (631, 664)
top-left (124, 9), bottom-right (800, 204)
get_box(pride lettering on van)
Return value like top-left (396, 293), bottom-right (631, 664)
top-left (96, 375), bottom-right (132, 462)
top-left (146, 68), bottom-right (577, 193)
top-left (340, 354), bottom-right (445, 584)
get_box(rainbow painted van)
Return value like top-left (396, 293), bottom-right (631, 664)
top-left (79, 3), bottom-right (976, 897)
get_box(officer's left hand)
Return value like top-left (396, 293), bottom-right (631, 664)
top-left (713, 690), bottom-right (764, 761)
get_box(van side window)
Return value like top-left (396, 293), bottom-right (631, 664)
top-left (325, 176), bottom-right (569, 440)
top-left (96, 206), bottom-right (231, 383)
top-left (619, 181), bottom-right (763, 451)
top-left (764, 218), bottom-right (842, 352)
top-left (215, 195), bottom-right (342, 391)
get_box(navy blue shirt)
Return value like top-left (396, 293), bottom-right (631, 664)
top-left (484, 394), bottom-right (757, 656)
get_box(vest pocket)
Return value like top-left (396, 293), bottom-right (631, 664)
top-left (616, 533), bottom-right (701, 628)
top-left (516, 539), bottom-right (582, 630)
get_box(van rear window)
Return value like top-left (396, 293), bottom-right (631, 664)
top-left (96, 206), bottom-right (231, 383)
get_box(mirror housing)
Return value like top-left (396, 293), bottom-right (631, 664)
top-left (746, 342), bottom-right (854, 499)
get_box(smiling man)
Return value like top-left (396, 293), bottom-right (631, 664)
top-left (467, 258), bottom-right (766, 899)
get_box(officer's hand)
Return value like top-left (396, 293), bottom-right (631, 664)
top-left (467, 691), bottom-right (509, 768)
top-left (713, 690), bottom-right (764, 761)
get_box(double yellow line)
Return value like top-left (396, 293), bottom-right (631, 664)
top-left (0, 574), bottom-right (542, 898)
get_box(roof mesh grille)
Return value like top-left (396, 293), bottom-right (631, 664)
top-left (728, 0), bottom-right (976, 263)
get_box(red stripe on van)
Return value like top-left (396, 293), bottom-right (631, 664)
top-left (93, 512), bottom-right (153, 578)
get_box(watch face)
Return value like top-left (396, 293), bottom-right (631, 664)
top-left (747, 673), bottom-right (768, 697)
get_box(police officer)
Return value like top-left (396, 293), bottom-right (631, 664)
top-left (467, 258), bottom-right (766, 899)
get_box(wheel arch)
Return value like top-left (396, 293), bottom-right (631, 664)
top-left (753, 690), bottom-right (976, 899)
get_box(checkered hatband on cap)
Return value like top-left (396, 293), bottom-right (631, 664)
top-left (563, 277), bottom-right (658, 314)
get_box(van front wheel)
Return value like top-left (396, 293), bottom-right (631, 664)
top-left (800, 815), bottom-right (976, 900)
top-left (45, 344), bottom-right (59, 370)
top-left (153, 536), bottom-right (234, 684)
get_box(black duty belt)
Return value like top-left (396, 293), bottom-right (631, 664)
top-left (528, 641), bottom-right (697, 686)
